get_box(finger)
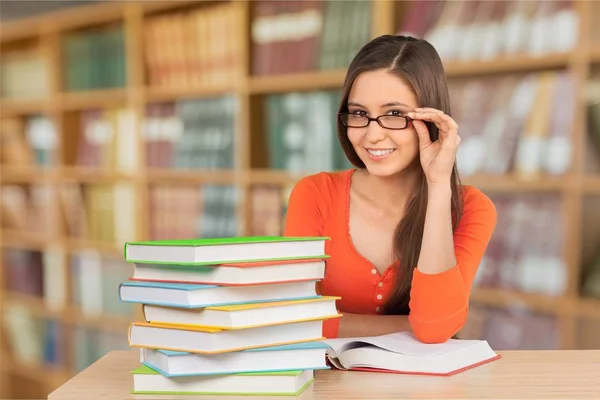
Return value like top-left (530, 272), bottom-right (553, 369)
top-left (409, 110), bottom-right (450, 133)
top-left (412, 119), bottom-right (432, 150)
top-left (410, 111), bottom-right (458, 141)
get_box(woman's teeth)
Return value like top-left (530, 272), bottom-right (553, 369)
top-left (367, 149), bottom-right (395, 156)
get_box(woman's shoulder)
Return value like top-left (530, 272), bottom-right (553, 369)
top-left (458, 185), bottom-right (497, 224)
top-left (290, 169), bottom-right (354, 196)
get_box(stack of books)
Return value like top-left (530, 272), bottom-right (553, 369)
top-left (118, 236), bottom-right (340, 396)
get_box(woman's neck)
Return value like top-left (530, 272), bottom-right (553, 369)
top-left (356, 166), bottom-right (421, 211)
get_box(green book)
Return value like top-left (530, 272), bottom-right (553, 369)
top-left (131, 364), bottom-right (314, 396)
top-left (124, 236), bottom-right (329, 265)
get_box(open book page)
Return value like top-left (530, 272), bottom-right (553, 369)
top-left (321, 332), bottom-right (499, 375)
top-left (323, 331), bottom-right (483, 357)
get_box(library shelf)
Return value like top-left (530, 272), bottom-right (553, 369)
top-left (583, 176), bottom-right (600, 194)
top-left (443, 53), bottom-right (574, 77)
top-left (0, 230), bottom-right (56, 251)
top-left (1, 1), bottom-right (600, 397)
top-left (247, 169), bottom-right (575, 193)
top-left (2, 291), bottom-right (131, 333)
top-left (59, 89), bottom-right (128, 112)
top-left (578, 297), bottom-right (600, 319)
top-left (0, 166), bottom-right (62, 183)
top-left (65, 238), bottom-right (124, 257)
top-left (591, 45), bottom-right (600, 63)
top-left (0, 98), bottom-right (54, 117)
top-left (145, 83), bottom-right (236, 103)
top-left (249, 69), bottom-right (348, 94)
top-left (470, 287), bottom-right (569, 316)
top-left (62, 167), bottom-right (141, 183)
top-left (146, 168), bottom-right (238, 184)
top-left (0, 353), bottom-right (72, 389)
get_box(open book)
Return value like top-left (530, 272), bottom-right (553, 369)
top-left (322, 332), bottom-right (500, 376)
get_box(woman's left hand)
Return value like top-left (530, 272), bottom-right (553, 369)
top-left (407, 107), bottom-right (460, 186)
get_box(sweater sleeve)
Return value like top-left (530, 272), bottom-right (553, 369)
top-left (283, 176), bottom-right (325, 238)
top-left (283, 176), bottom-right (341, 339)
top-left (408, 187), bottom-right (497, 343)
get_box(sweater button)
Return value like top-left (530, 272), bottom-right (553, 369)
top-left (378, 282), bottom-right (383, 288)
top-left (371, 269), bottom-right (377, 275)
top-left (376, 294), bottom-right (383, 300)
top-left (376, 306), bottom-right (381, 313)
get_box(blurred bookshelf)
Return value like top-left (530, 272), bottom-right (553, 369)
top-left (1, 0), bottom-right (600, 398)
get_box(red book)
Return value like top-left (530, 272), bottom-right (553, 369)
top-left (323, 331), bottom-right (500, 376)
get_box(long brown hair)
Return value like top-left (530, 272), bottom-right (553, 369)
top-left (337, 35), bottom-right (464, 315)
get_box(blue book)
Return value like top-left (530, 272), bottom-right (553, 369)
top-left (118, 280), bottom-right (319, 308)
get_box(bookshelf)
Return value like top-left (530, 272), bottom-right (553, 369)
top-left (1, 0), bottom-right (600, 398)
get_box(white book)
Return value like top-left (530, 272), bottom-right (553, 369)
top-left (139, 341), bottom-right (329, 377)
top-left (124, 236), bottom-right (328, 265)
top-left (323, 331), bottom-right (500, 376)
top-left (129, 258), bottom-right (326, 285)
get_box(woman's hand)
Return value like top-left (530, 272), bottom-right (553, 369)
top-left (407, 107), bottom-right (460, 186)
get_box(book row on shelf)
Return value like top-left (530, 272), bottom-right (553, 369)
top-left (1, 0), bottom-right (600, 99)
top-left (1, 70), bottom-right (600, 175)
top-left (2, 187), bottom-right (600, 294)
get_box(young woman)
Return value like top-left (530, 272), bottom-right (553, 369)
top-left (283, 35), bottom-right (497, 344)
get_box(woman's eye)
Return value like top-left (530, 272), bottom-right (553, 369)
top-left (350, 110), bottom-right (367, 116)
top-left (387, 110), bottom-right (403, 116)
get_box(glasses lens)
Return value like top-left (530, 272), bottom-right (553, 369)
top-left (379, 116), bottom-right (408, 129)
top-left (342, 113), bottom-right (368, 127)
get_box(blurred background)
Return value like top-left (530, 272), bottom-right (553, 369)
top-left (1, 0), bottom-right (600, 398)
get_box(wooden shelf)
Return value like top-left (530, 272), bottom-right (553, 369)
top-left (59, 89), bottom-right (127, 111)
top-left (591, 45), bottom-right (600, 63)
top-left (578, 297), bottom-right (600, 318)
top-left (444, 53), bottom-right (573, 77)
top-left (470, 287), bottom-right (569, 315)
top-left (247, 169), bottom-right (573, 192)
top-left (146, 168), bottom-right (238, 184)
top-left (0, 97), bottom-right (54, 116)
top-left (66, 238), bottom-right (123, 256)
top-left (145, 84), bottom-right (235, 103)
top-left (583, 176), bottom-right (600, 194)
top-left (2, 291), bottom-right (130, 333)
top-left (0, 230), bottom-right (58, 250)
top-left (62, 166), bottom-right (141, 183)
top-left (0, 166), bottom-right (61, 183)
top-left (249, 69), bottom-right (347, 94)
top-left (247, 56), bottom-right (576, 93)
top-left (462, 174), bottom-right (573, 192)
top-left (0, 353), bottom-right (72, 388)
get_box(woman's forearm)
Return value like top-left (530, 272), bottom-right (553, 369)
top-left (337, 313), bottom-right (413, 338)
top-left (417, 183), bottom-right (456, 274)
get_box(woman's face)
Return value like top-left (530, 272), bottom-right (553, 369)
top-left (346, 69), bottom-right (421, 178)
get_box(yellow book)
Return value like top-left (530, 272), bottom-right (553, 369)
top-left (128, 319), bottom-right (327, 354)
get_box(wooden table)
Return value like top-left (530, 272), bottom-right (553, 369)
top-left (48, 349), bottom-right (600, 399)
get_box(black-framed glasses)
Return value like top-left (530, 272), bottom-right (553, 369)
top-left (338, 112), bottom-right (412, 130)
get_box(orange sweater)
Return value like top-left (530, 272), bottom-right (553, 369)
top-left (283, 169), bottom-right (497, 343)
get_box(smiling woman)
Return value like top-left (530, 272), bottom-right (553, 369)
top-left (283, 35), bottom-right (497, 344)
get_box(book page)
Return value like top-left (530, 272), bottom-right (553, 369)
top-left (323, 331), bottom-right (483, 357)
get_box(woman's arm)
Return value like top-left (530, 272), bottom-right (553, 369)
top-left (416, 184), bottom-right (456, 274)
top-left (408, 187), bottom-right (497, 343)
